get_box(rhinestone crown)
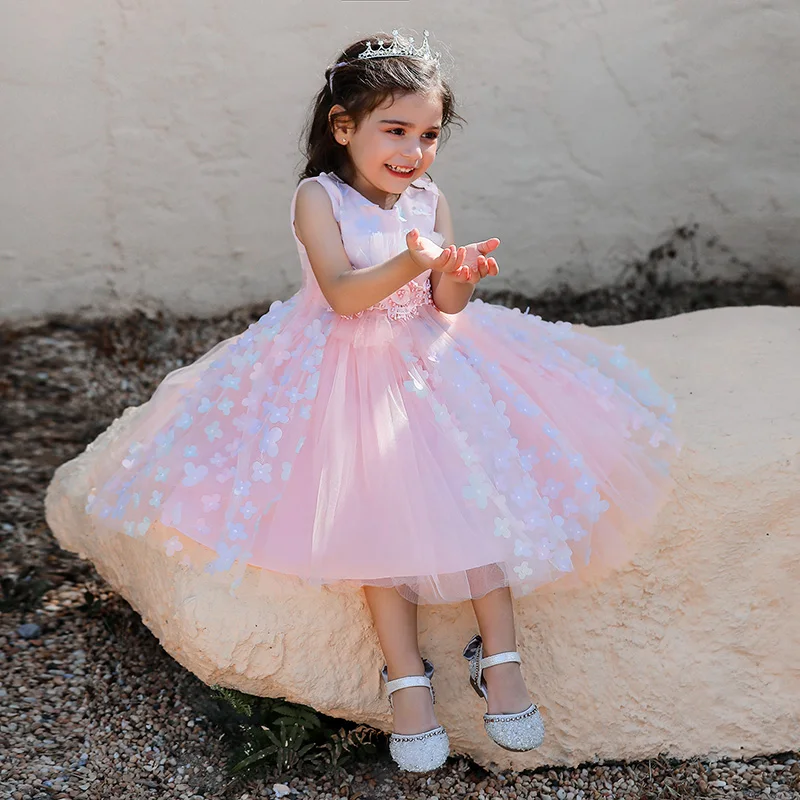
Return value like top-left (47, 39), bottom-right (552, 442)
top-left (357, 29), bottom-right (441, 67)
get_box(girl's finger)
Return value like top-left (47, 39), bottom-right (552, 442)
top-left (445, 250), bottom-right (462, 274)
top-left (447, 246), bottom-right (462, 272)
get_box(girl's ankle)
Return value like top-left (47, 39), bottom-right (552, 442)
top-left (385, 655), bottom-right (426, 681)
top-left (390, 685), bottom-right (439, 735)
top-left (483, 660), bottom-right (522, 684)
top-left (482, 662), bottom-right (532, 714)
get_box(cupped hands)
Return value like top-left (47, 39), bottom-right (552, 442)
top-left (406, 228), bottom-right (500, 284)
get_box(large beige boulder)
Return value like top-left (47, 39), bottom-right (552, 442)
top-left (45, 306), bottom-right (800, 770)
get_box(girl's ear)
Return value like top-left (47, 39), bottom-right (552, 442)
top-left (328, 105), bottom-right (354, 140)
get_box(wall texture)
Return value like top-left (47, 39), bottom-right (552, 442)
top-left (2, 0), bottom-right (799, 323)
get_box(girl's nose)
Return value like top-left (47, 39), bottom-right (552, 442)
top-left (403, 141), bottom-right (423, 159)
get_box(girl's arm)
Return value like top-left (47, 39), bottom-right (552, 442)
top-left (430, 190), bottom-right (476, 314)
top-left (294, 181), bottom-right (427, 317)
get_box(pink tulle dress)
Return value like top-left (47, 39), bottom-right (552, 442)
top-left (85, 171), bottom-right (680, 603)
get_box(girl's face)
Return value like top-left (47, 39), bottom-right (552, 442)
top-left (331, 91), bottom-right (443, 208)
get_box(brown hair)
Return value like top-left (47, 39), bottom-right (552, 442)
top-left (297, 29), bottom-right (466, 184)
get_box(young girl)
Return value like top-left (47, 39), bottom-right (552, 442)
top-left (84, 29), bottom-right (679, 773)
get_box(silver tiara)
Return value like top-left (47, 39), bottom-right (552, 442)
top-left (358, 29), bottom-right (441, 66)
top-left (328, 29), bottom-right (441, 93)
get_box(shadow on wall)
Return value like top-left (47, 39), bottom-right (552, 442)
top-left (484, 223), bottom-right (800, 326)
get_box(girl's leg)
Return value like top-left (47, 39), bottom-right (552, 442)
top-left (470, 587), bottom-right (534, 715)
top-left (364, 585), bottom-right (440, 734)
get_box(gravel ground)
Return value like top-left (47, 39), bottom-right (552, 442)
top-left (2, 269), bottom-right (799, 799)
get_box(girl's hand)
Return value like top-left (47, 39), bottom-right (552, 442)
top-left (406, 228), bottom-right (468, 276)
top-left (446, 238), bottom-right (501, 284)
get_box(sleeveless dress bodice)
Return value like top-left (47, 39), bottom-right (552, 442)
top-left (290, 171), bottom-right (446, 321)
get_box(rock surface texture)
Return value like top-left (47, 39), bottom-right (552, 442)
top-left (45, 306), bottom-right (800, 770)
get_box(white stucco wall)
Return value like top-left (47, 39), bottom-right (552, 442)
top-left (2, 0), bottom-right (799, 323)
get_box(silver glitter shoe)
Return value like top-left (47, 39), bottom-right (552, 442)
top-left (462, 633), bottom-right (545, 752)
top-left (380, 657), bottom-right (450, 772)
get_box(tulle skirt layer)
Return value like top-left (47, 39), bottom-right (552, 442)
top-left (85, 293), bottom-right (680, 604)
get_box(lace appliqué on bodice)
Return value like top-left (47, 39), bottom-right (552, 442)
top-left (340, 276), bottom-right (435, 321)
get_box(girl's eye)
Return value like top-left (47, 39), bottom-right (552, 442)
top-left (387, 129), bottom-right (439, 140)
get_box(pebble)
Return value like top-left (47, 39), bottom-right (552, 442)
top-left (17, 623), bottom-right (41, 639)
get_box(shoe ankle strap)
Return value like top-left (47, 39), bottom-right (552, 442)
top-left (480, 650), bottom-right (521, 669)
top-left (381, 658), bottom-right (436, 709)
top-left (383, 674), bottom-right (435, 711)
top-left (384, 674), bottom-right (432, 696)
